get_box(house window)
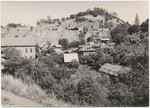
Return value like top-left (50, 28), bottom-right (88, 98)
top-left (25, 56), bottom-right (27, 58)
top-left (25, 48), bottom-right (28, 53)
top-left (30, 56), bottom-right (33, 59)
top-left (30, 48), bottom-right (32, 52)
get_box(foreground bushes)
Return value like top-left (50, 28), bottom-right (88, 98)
top-left (2, 44), bottom-right (149, 106)
top-left (1, 74), bottom-right (70, 106)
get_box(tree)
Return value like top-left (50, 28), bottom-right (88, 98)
top-left (108, 83), bottom-right (134, 106)
top-left (47, 40), bottom-right (51, 48)
top-left (110, 23), bottom-right (129, 44)
top-left (77, 77), bottom-right (109, 106)
top-left (58, 38), bottom-right (69, 50)
top-left (36, 21), bottom-right (41, 26)
top-left (127, 25), bottom-right (141, 35)
top-left (140, 19), bottom-right (149, 32)
top-left (65, 60), bottom-right (79, 69)
top-left (134, 14), bottom-right (140, 25)
top-left (61, 17), bottom-right (65, 22)
top-left (47, 15), bottom-right (52, 24)
top-left (104, 21), bottom-right (110, 28)
top-left (30, 26), bottom-right (33, 31)
top-left (87, 37), bottom-right (93, 42)
top-left (109, 21), bottom-right (114, 28)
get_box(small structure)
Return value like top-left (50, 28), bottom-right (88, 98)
top-left (52, 45), bottom-right (63, 54)
top-left (55, 49), bottom-right (63, 54)
top-left (68, 26), bottom-right (78, 31)
top-left (53, 45), bottom-right (62, 49)
top-left (78, 27), bottom-right (83, 31)
top-left (77, 45), bottom-right (96, 57)
top-left (99, 63), bottom-right (131, 76)
top-left (64, 53), bottom-right (79, 63)
top-left (100, 37), bottom-right (110, 43)
top-left (57, 26), bottom-right (63, 31)
top-left (1, 36), bottom-right (36, 58)
top-left (85, 42), bottom-right (94, 47)
top-left (92, 27), bottom-right (99, 31)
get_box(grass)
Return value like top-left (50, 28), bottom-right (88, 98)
top-left (1, 74), bottom-right (72, 107)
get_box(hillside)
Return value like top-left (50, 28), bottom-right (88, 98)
top-left (1, 75), bottom-right (71, 106)
top-left (2, 90), bottom-right (42, 106)
top-left (1, 26), bottom-right (80, 45)
top-left (1, 7), bottom-right (125, 45)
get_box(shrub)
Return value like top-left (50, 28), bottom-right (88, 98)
top-left (140, 19), bottom-right (148, 32)
top-left (1, 75), bottom-right (70, 106)
top-left (58, 38), bottom-right (69, 50)
top-left (65, 60), bottom-right (79, 69)
top-left (127, 25), bottom-right (141, 35)
top-left (77, 77), bottom-right (109, 106)
top-left (110, 23), bottom-right (129, 44)
top-left (108, 83), bottom-right (134, 106)
top-left (52, 66), bottom-right (71, 81)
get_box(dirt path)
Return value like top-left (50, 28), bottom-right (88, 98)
top-left (1, 90), bottom-right (43, 107)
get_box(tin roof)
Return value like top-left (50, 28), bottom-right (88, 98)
top-left (78, 45), bottom-right (96, 52)
top-left (64, 53), bottom-right (79, 62)
top-left (99, 63), bottom-right (130, 76)
top-left (53, 45), bottom-right (62, 48)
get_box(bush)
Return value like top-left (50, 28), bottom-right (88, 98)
top-left (52, 66), bottom-right (72, 81)
top-left (110, 23), bottom-right (129, 44)
top-left (59, 38), bottom-right (69, 50)
top-left (1, 75), bottom-right (70, 106)
top-left (140, 19), bottom-right (149, 32)
top-left (77, 77), bottom-right (109, 106)
top-left (127, 25), bottom-right (141, 35)
top-left (108, 83), bottom-right (134, 106)
top-left (65, 60), bottom-right (79, 69)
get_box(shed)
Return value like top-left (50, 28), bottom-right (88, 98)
top-left (64, 53), bottom-right (79, 63)
top-left (99, 63), bottom-right (131, 76)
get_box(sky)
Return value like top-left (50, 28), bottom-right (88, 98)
top-left (1, 1), bottom-right (149, 26)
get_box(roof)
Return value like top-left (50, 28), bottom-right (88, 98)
top-left (55, 49), bottom-right (63, 54)
top-left (100, 38), bottom-right (110, 41)
top-left (78, 45), bottom-right (96, 52)
top-left (1, 58), bottom-right (6, 63)
top-left (64, 53), bottom-right (79, 62)
top-left (1, 36), bottom-right (36, 47)
top-left (99, 63), bottom-right (130, 76)
top-left (53, 45), bottom-right (62, 48)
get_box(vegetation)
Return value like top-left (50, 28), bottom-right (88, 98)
top-left (134, 14), bottom-right (140, 25)
top-left (58, 38), bottom-right (69, 50)
top-left (141, 19), bottom-right (149, 32)
top-left (1, 7), bottom-right (149, 107)
top-left (7, 23), bottom-right (22, 28)
top-left (127, 25), bottom-right (141, 35)
top-left (110, 23), bottom-right (129, 45)
top-left (2, 74), bottom-right (71, 106)
top-left (70, 7), bottom-right (118, 21)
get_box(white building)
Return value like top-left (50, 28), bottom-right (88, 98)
top-left (64, 53), bottom-right (79, 63)
top-left (1, 36), bottom-right (37, 58)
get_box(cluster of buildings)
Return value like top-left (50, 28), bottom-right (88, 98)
top-left (45, 26), bottom-right (83, 32)
top-left (1, 27), bottom-right (129, 77)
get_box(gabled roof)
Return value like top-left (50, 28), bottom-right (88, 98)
top-left (100, 38), bottom-right (110, 41)
top-left (78, 45), bottom-right (96, 52)
top-left (64, 53), bottom-right (79, 62)
top-left (99, 63), bottom-right (130, 76)
top-left (1, 36), bottom-right (36, 47)
top-left (53, 45), bottom-right (62, 48)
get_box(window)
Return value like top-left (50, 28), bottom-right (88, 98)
top-left (30, 56), bottom-right (33, 59)
top-left (25, 56), bottom-right (27, 58)
top-left (25, 48), bottom-right (28, 53)
top-left (30, 48), bottom-right (32, 52)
